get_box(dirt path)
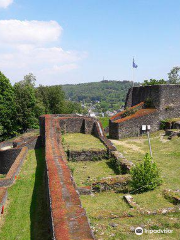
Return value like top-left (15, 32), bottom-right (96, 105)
top-left (110, 139), bottom-right (146, 154)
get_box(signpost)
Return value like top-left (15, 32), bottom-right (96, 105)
top-left (142, 125), bottom-right (152, 157)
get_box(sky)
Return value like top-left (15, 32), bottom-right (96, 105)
top-left (0, 0), bottom-right (180, 86)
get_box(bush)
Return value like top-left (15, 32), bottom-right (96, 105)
top-left (130, 153), bottom-right (162, 193)
top-left (144, 98), bottom-right (155, 108)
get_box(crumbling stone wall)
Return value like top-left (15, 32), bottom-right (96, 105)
top-left (67, 150), bottom-right (107, 161)
top-left (110, 106), bottom-right (180, 139)
top-left (125, 84), bottom-right (180, 110)
top-left (110, 84), bottom-right (180, 139)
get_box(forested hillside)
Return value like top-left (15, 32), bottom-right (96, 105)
top-left (62, 80), bottom-right (139, 112)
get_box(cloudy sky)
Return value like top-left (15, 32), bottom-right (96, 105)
top-left (0, 0), bottom-right (180, 85)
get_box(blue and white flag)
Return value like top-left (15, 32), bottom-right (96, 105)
top-left (133, 58), bottom-right (138, 68)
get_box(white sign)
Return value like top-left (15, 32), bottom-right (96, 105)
top-left (142, 125), bottom-right (146, 131)
top-left (147, 125), bottom-right (151, 130)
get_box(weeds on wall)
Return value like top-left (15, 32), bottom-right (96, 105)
top-left (144, 98), bottom-right (155, 108)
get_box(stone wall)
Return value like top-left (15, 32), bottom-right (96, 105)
top-left (0, 148), bottom-right (22, 174)
top-left (40, 114), bottom-right (115, 152)
top-left (42, 115), bottom-right (95, 239)
top-left (125, 84), bottom-right (180, 110)
top-left (110, 106), bottom-right (180, 139)
top-left (14, 136), bottom-right (41, 150)
top-left (67, 150), bottom-right (107, 161)
top-left (0, 147), bottom-right (28, 187)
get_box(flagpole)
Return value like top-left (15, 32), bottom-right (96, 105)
top-left (132, 57), bottom-right (134, 87)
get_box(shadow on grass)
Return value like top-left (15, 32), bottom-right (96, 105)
top-left (106, 160), bottom-right (120, 175)
top-left (30, 148), bottom-right (51, 240)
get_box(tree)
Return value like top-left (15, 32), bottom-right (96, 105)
top-left (130, 153), bottom-right (162, 193)
top-left (14, 74), bottom-right (38, 132)
top-left (0, 71), bottom-right (16, 140)
top-left (143, 79), bottom-right (167, 86)
top-left (168, 66), bottom-right (180, 84)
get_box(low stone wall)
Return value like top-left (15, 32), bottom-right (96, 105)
top-left (92, 175), bottom-right (131, 192)
top-left (111, 151), bottom-right (134, 174)
top-left (0, 147), bottom-right (28, 187)
top-left (67, 150), bottom-right (107, 161)
top-left (124, 194), bottom-right (180, 215)
top-left (163, 189), bottom-right (180, 205)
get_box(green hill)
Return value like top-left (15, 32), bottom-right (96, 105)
top-left (62, 80), bottom-right (138, 112)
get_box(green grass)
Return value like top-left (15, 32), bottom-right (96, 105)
top-left (0, 148), bottom-right (51, 240)
top-left (0, 174), bottom-right (6, 179)
top-left (98, 117), bottom-right (109, 129)
top-left (63, 133), bottom-right (106, 151)
top-left (78, 131), bottom-right (180, 239)
top-left (68, 159), bottom-right (115, 187)
top-left (112, 131), bottom-right (180, 190)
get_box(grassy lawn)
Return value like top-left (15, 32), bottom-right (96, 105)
top-left (76, 131), bottom-right (180, 239)
top-left (98, 117), bottom-right (109, 129)
top-left (68, 159), bottom-right (115, 187)
top-left (0, 148), bottom-right (51, 240)
top-left (63, 133), bottom-right (106, 151)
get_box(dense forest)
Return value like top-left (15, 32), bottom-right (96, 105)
top-left (0, 72), bottom-right (83, 141)
top-left (62, 80), bottom-right (139, 112)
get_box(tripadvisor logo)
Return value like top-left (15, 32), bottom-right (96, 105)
top-left (135, 227), bottom-right (143, 235)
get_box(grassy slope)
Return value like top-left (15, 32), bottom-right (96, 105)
top-left (0, 148), bottom-right (51, 240)
top-left (78, 131), bottom-right (180, 239)
top-left (63, 133), bottom-right (106, 151)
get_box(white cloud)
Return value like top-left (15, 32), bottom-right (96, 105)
top-left (0, 0), bottom-right (13, 8)
top-left (0, 20), bottom-right (87, 85)
top-left (0, 20), bottom-right (62, 44)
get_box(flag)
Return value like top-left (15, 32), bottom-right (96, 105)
top-left (133, 58), bottom-right (138, 68)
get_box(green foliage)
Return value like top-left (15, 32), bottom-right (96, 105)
top-left (62, 80), bottom-right (138, 112)
top-left (160, 120), bottom-right (167, 130)
top-left (37, 85), bottom-right (84, 114)
top-left (168, 66), bottom-right (180, 84)
top-left (121, 108), bottom-right (138, 118)
top-left (130, 153), bottom-right (162, 193)
top-left (98, 117), bottom-right (109, 128)
top-left (144, 98), bottom-right (155, 108)
top-left (14, 74), bottom-right (38, 132)
top-left (0, 71), bottom-right (17, 140)
top-left (143, 79), bottom-right (167, 86)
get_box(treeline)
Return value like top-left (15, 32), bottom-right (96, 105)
top-left (62, 80), bottom-right (138, 112)
top-left (0, 72), bottom-right (84, 141)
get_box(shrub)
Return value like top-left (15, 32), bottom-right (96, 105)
top-left (121, 108), bottom-right (138, 118)
top-left (160, 120), bottom-right (167, 130)
top-left (130, 153), bottom-right (162, 193)
top-left (144, 98), bottom-right (155, 108)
